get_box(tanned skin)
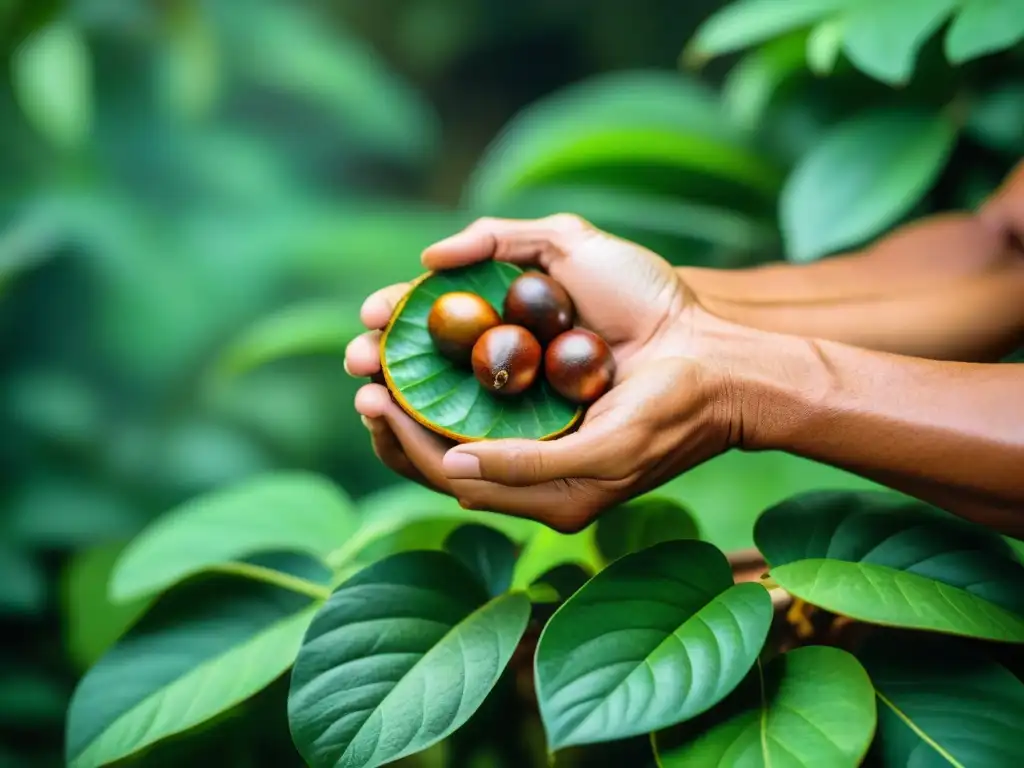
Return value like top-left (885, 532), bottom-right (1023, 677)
top-left (344, 161), bottom-right (1024, 537)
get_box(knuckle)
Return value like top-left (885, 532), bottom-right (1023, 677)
top-left (503, 445), bottom-right (544, 485)
top-left (548, 213), bottom-right (591, 232)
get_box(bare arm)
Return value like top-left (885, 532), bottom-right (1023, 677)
top-left (705, 316), bottom-right (1024, 536)
top-left (679, 162), bottom-right (1024, 362)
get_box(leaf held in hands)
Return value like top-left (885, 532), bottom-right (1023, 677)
top-left (755, 490), bottom-right (1024, 641)
top-left (654, 646), bottom-right (877, 767)
top-left (381, 261), bottom-right (582, 442)
top-left (287, 551), bottom-right (530, 768)
top-left (534, 540), bottom-right (773, 750)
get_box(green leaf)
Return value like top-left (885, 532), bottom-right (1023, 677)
top-left (723, 32), bottom-right (811, 129)
top-left (654, 646), bottom-right (876, 767)
top-left (464, 70), bottom-right (780, 213)
top-left (110, 471), bottom-right (359, 602)
top-left (806, 19), bottom-right (844, 75)
top-left (215, 299), bottom-right (364, 379)
top-left (686, 0), bottom-right (849, 61)
top-left (840, 0), bottom-right (957, 85)
top-left (945, 0), bottom-right (1024, 64)
top-left (531, 564), bottom-right (592, 602)
top-left (62, 542), bottom-right (153, 671)
top-left (966, 81), bottom-right (1024, 153)
top-left (12, 21), bottom-right (92, 150)
top-left (511, 525), bottom-right (603, 591)
top-left (444, 524), bottom-right (518, 597)
top-left (66, 574), bottom-right (320, 768)
top-left (754, 490), bottom-right (1024, 642)
top-left (780, 109), bottom-right (956, 262)
top-left (381, 261), bottom-right (582, 442)
top-left (534, 540), bottom-right (773, 750)
top-left (594, 497), bottom-right (699, 564)
top-left (288, 551), bottom-right (530, 768)
top-left (859, 633), bottom-right (1024, 766)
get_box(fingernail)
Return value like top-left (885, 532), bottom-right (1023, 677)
top-left (443, 450), bottom-right (481, 479)
top-left (344, 357), bottom-right (354, 376)
top-left (360, 415), bottom-right (373, 430)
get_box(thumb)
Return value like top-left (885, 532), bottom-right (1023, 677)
top-left (441, 430), bottom-right (618, 487)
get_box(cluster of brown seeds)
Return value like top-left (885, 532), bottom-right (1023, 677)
top-left (426, 272), bottom-right (615, 405)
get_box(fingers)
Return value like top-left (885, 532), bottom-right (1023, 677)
top-left (360, 283), bottom-right (411, 330)
top-left (354, 384), bottom-right (453, 493)
top-left (449, 478), bottom-right (606, 534)
top-left (440, 422), bottom-right (624, 487)
top-left (421, 214), bottom-right (593, 272)
top-left (345, 331), bottom-right (382, 377)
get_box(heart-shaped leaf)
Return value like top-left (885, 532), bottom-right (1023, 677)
top-left (654, 646), bottom-right (876, 767)
top-left (110, 471), bottom-right (359, 602)
top-left (534, 540), bottom-right (773, 750)
top-left (945, 0), bottom-right (1024, 64)
top-left (594, 496), bottom-right (699, 564)
top-left (381, 261), bottom-right (582, 442)
top-left (66, 573), bottom-right (321, 768)
top-left (444, 524), bottom-right (518, 596)
top-left (780, 109), bottom-right (956, 262)
top-left (859, 632), bottom-right (1024, 766)
top-left (754, 490), bottom-right (1024, 642)
top-left (288, 550), bottom-right (530, 768)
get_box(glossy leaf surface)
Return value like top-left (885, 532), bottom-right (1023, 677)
top-left (780, 110), bottom-right (956, 262)
top-left (655, 646), bottom-right (876, 767)
top-left (535, 540), bottom-right (773, 750)
top-left (594, 496), bottom-right (699, 564)
top-left (66, 575), bottom-right (320, 768)
top-left (381, 261), bottom-right (581, 442)
top-left (111, 471), bottom-right (359, 601)
top-left (755, 491), bottom-right (1024, 641)
top-left (288, 551), bottom-right (530, 768)
top-left (444, 523), bottom-right (518, 596)
top-left (860, 633), bottom-right (1024, 766)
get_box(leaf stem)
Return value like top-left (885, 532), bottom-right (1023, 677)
top-left (209, 562), bottom-right (332, 600)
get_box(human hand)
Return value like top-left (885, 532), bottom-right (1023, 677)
top-left (344, 214), bottom-right (740, 532)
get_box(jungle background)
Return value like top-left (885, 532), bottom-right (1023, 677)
top-left (2, 0), bottom-right (1022, 766)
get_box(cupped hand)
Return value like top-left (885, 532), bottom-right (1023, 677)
top-left (344, 214), bottom-right (737, 532)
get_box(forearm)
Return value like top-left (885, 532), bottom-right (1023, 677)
top-left (680, 213), bottom-right (1024, 362)
top-left (710, 321), bottom-right (1024, 536)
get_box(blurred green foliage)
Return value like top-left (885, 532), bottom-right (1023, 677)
top-left (1, 0), bottom-right (1022, 765)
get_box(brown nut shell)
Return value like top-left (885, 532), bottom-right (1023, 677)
top-left (544, 329), bottom-right (615, 404)
top-left (503, 272), bottom-right (575, 345)
top-left (471, 325), bottom-right (542, 396)
top-left (427, 291), bottom-right (502, 365)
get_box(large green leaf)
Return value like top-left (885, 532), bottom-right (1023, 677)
top-left (444, 524), bottom-right (518, 597)
top-left (686, 0), bottom-right (848, 60)
top-left (66, 574), bottom-right (320, 768)
top-left (840, 0), bottom-right (957, 85)
top-left (381, 261), bottom-right (581, 442)
top-left (654, 646), bottom-right (876, 767)
top-left (464, 70), bottom-right (780, 214)
top-left (534, 540), bottom-right (773, 750)
top-left (288, 551), bottom-right (530, 768)
top-left (754, 490), bottom-right (1024, 642)
top-left (945, 0), bottom-right (1024, 64)
top-left (215, 299), bottom-right (364, 379)
top-left (12, 21), bottom-right (92, 150)
top-left (110, 471), bottom-right (359, 602)
top-left (722, 32), bottom-right (811, 129)
top-left (594, 497), bottom-right (700, 565)
top-left (62, 542), bottom-right (153, 670)
top-left (859, 633), bottom-right (1024, 766)
top-left (780, 109), bottom-right (956, 262)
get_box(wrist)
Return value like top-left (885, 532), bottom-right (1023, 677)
top-left (685, 308), bottom-right (834, 453)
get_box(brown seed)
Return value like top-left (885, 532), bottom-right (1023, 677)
top-left (471, 325), bottom-right (542, 396)
top-left (544, 329), bottom-right (615, 404)
top-left (503, 272), bottom-right (575, 345)
top-left (427, 292), bottom-right (501, 365)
